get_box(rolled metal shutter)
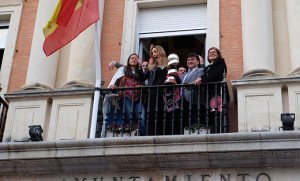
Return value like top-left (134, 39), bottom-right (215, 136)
top-left (139, 4), bottom-right (207, 37)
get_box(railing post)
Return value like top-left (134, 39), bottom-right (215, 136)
top-left (130, 90), bottom-right (134, 137)
top-left (155, 87), bottom-right (159, 136)
top-left (214, 84), bottom-right (219, 133)
top-left (222, 72), bottom-right (229, 133)
top-left (121, 89), bottom-right (127, 137)
top-left (180, 86), bottom-right (184, 135)
top-left (188, 84), bottom-right (193, 134)
top-left (113, 97), bottom-right (119, 137)
top-left (138, 87), bottom-right (143, 136)
top-left (96, 93), bottom-right (103, 138)
top-left (197, 86), bottom-right (201, 134)
top-left (163, 87), bottom-right (167, 135)
top-left (205, 84), bottom-right (210, 134)
top-left (171, 85), bottom-right (176, 135)
top-left (104, 96), bottom-right (112, 138)
top-left (146, 87), bottom-right (151, 136)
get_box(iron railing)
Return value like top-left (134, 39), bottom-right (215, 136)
top-left (0, 96), bottom-right (8, 142)
top-left (96, 80), bottom-right (229, 138)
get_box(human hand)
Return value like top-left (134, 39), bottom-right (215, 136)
top-left (110, 85), bottom-right (117, 89)
top-left (108, 61), bottom-right (116, 71)
top-left (150, 44), bottom-right (154, 52)
top-left (194, 78), bottom-right (202, 86)
top-left (199, 55), bottom-right (204, 65)
top-left (138, 56), bottom-right (142, 65)
top-left (169, 72), bottom-right (177, 76)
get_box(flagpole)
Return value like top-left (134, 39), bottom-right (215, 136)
top-left (89, 19), bottom-right (101, 139)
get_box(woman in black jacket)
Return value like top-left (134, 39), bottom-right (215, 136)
top-left (145, 45), bottom-right (168, 135)
top-left (194, 47), bottom-right (228, 133)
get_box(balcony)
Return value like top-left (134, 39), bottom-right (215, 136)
top-left (1, 79), bottom-right (300, 179)
top-left (97, 81), bottom-right (229, 138)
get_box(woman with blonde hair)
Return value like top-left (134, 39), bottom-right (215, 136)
top-left (144, 45), bottom-right (169, 135)
top-left (146, 45), bottom-right (168, 85)
top-left (148, 45), bottom-right (168, 71)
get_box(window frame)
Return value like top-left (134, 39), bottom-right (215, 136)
top-left (0, 0), bottom-right (23, 95)
top-left (120, 0), bottom-right (220, 65)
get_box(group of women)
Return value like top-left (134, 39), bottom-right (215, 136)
top-left (108, 45), bottom-right (227, 136)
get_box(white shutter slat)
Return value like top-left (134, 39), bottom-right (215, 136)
top-left (139, 4), bottom-right (207, 34)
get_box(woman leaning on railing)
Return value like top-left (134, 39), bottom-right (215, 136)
top-left (194, 47), bottom-right (229, 133)
top-left (108, 53), bottom-right (147, 136)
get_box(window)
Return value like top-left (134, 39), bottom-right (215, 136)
top-left (0, 21), bottom-right (9, 70)
top-left (0, 0), bottom-right (22, 94)
top-left (137, 4), bottom-right (207, 65)
top-left (140, 35), bottom-right (206, 67)
top-left (121, 0), bottom-right (219, 66)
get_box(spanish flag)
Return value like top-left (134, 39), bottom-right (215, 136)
top-left (43, 0), bottom-right (99, 56)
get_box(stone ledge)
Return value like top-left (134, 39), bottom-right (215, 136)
top-left (0, 131), bottom-right (300, 175)
top-left (4, 87), bottom-right (95, 100)
top-left (231, 76), bottom-right (300, 101)
top-left (232, 76), bottom-right (300, 86)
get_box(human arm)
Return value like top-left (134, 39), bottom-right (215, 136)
top-left (108, 67), bottom-right (125, 88)
top-left (109, 76), bottom-right (122, 89)
top-left (201, 57), bottom-right (227, 83)
top-left (199, 55), bottom-right (205, 68)
top-left (170, 72), bottom-right (181, 84)
top-left (108, 60), bottom-right (124, 71)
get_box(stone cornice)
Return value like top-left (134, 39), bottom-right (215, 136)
top-left (0, 0), bottom-right (22, 7)
top-left (4, 87), bottom-right (95, 101)
top-left (0, 132), bottom-right (300, 175)
top-left (231, 76), bottom-right (300, 101)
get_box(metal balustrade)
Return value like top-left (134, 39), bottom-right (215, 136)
top-left (96, 80), bottom-right (229, 138)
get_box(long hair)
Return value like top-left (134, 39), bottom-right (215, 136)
top-left (124, 53), bottom-right (139, 80)
top-left (148, 45), bottom-right (168, 71)
top-left (207, 47), bottom-right (222, 63)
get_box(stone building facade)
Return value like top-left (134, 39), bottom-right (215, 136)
top-left (0, 0), bottom-right (300, 180)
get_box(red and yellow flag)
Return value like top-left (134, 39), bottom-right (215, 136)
top-left (43, 0), bottom-right (99, 56)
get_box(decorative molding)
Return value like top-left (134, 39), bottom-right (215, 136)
top-left (0, 0), bottom-right (22, 7)
top-left (5, 87), bottom-right (94, 100)
top-left (63, 80), bottom-right (94, 88)
top-left (21, 83), bottom-right (54, 91)
top-left (241, 68), bottom-right (277, 78)
top-left (290, 67), bottom-right (300, 75)
top-left (1, 132), bottom-right (300, 174)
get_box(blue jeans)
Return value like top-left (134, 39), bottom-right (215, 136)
top-left (119, 98), bottom-right (146, 136)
